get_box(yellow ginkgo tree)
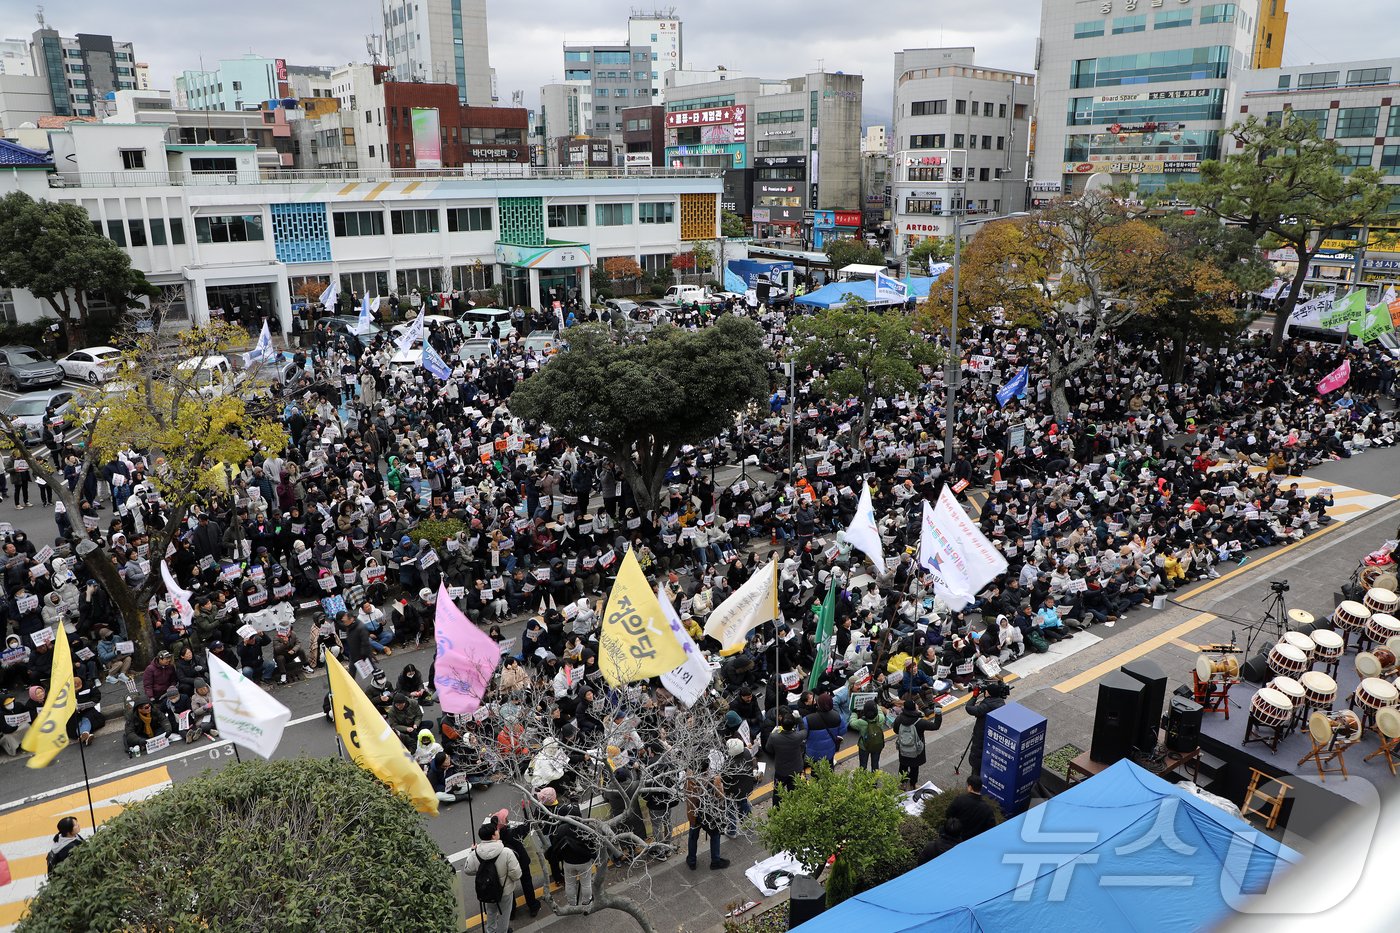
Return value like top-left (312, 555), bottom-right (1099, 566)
top-left (0, 323), bottom-right (288, 666)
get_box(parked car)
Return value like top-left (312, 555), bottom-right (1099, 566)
top-left (0, 346), bottom-right (64, 390)
top-left (521, 332), bottom-right (565, 358)
top-left (58, 346), bottom-right (124, 384)
top-left (458, 307), bottom-right (516, 339)
top-left (664, 284), bottom-right (715, 305)
top-left (324, 315), bottom-right (381, 347)
top-left (4, 390), bottom-right (76, 445)
top-left (390, 314), bottom-right (456, 342)
top-left (459, 338), bottom-right (495, 362)
top-left (175, 355), bottom-right (236, 398)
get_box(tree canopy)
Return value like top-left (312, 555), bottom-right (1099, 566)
top-left (0, 324), bottom-right (288, 665)
top-left (0, 192), bottom-right (158, 346)
top-left (19, 757), bottom-right (456, 933)
top-left (1166, 115), bottom-right (1391, 350)
top-left (823, 237), bottom-right (885, 270)
top-left (721, 210), bottom-right (747, 239)
top-left (790, 296), bottom-right (940, 438)
top-left (908, 236), bottom-right (954, 275)
top-left (509, 316), bottom-right (770, 513)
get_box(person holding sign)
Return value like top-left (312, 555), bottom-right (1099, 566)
top-left (123, 695), bottom-right (178, 757)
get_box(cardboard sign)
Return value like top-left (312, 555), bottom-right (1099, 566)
top-left (145, 734), bottom-right (171, 754)
top-left (30, 625), bottom-right (54, 647)
top-left (354, 658), bottom-right (375, 681)
top-left (17, 594), bottom-right (39, 615)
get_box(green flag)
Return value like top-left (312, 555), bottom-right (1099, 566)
top-left (807, 581), bottom-right (837, 691)
top-left (1352, 301), bottom-right (1396, 343)
top-left (1321, 290), bottom-right (1366, 328)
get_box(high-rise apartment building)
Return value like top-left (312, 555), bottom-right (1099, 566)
top-left (30, 28), bottom-right (137, 117)
top-left (1032, 0), bottom-right (1274, 198)
top-left (382, 0), bottom-right (494, 107)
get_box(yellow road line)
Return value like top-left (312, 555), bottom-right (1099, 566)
top-left (1053, 518), bottom-right (1350, 694)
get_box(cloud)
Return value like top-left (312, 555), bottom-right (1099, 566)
top-left (18, 0), bottom-right (1400, 126)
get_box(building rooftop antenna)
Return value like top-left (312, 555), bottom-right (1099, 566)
top-left (35, 4), bottom-right (46, 28)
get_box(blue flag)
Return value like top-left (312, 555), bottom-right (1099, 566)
top-left (874, 271), bottom-right (908, 303)
top-left (421, 341), bottom-right (452, 381)
top-left (996, 366), bottom-right (1029, 407)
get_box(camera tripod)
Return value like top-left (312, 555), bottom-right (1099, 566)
top-left (1243, 583), bottom-right (1290, 657)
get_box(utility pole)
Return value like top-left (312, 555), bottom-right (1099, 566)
top-left (784, 361), bottom-right (796, 472)
top-left (943, 171), bottom-right (963, 468)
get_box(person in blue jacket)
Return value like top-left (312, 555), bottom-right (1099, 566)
top-left (802, 692), bottom-right (847, 765)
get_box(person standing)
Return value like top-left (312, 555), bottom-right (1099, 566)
top-left (965, 681), bottom-right (1009, 777)
top-left (919, 775), bottom-right (999, 863)
top-left (763, 712), bottom-right (808, 806)
top-left (683, 772), bottom-right (729, 871)
top-left (892, 699), bottom-right (943, 789)
top-left (494, 807), bottom-right (541, 918)
top-left (849, 700), bottom-right (891, 772)
top-left (46, 817), bottom-right (83, 874)
top-left (550, 797), bottom-right (597, 908)
top-left (462, 816), bottom-right (522, 933)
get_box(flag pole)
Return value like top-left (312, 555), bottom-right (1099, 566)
top-left (326, 656), bottom-right (346, 760)
top-left (75, 736), bottom-right (98, 830)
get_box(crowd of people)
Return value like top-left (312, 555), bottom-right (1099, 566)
top-left (4, 282), bottom-right (1398, 912)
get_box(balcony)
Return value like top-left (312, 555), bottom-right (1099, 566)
top-left (47, 164), bottom-right (723, 189)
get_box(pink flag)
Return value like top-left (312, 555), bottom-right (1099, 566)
top-left (433, 582), bottom-right (500, 715)
top-left (1316, 359), bottom-right (1351, 395)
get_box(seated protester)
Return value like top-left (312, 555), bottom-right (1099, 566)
top-left (271, 621), bottom-right (312, 684)
top-left (309, 614), bottom-right (341, 668)
top-left (124, 694), bottom-right (178, 756)
top-left (996, 615), bottom-right (1025, 662)
top-left (174, 646), bottom-right (208, 695)
top-left (427, 749), bottom-right (468, 802)
top-left (238, 630), bottom-right (276, 683)
top-left (1036, 597), bottom-right (1071, 643)
top-left (208, 639), bottom-right (240, 673)
top-left (358, 598), bottom-right (395, 657)
top-left (172, 678), bottom-right (219, 741)
top-left (66, 676), bottom-right (106, 745)
top-left (397, 663), bottom-right (435, 705)
top-left (413, 727), bottom-right (444, 769)
top-left (387, 692), bottom-right (426, 748)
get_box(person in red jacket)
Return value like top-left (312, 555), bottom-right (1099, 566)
top-left (141, 650), bottom-right (177, 701)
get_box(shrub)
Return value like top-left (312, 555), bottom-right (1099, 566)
top-left (919, 786), bottom-right (1004, 838)
top-left (410, 517), bottom-right (465, 551)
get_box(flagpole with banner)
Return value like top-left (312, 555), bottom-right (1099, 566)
top-left (326, 655), bottom-right (439, 814)
top-left (918, 488), bottom-right (1009, 611)
top-left (206, 652), bottom-right (292, 759)
top-left (806, 581), bottom-right (837, 692)
top-left (657, 584), bottom-right (712, 707)
top-left (843, 483), bottom-right (886, 575)
top-left (21, 627), bottom-right (75, 769)
top-left (598, 549), bottom-right (689, 686)
top-left (701, 557), bottom-right (779, 655)
top-left (75, 726), bottom-right (98, 829)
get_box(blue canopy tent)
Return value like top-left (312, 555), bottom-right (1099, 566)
top-left (793, 761), bottom-right (1299, 933)
top-left (791, 271), bottom-right (944, 310)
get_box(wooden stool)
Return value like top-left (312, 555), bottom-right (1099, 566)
top-left (1241, 769), bottom-right (1292, 831)
top-left (1363, 707), bottom-right (1400, 776)
top-left (1192, 672), bottom-right (1236, 719)
top-left (1296, 711), bottom-right (1361, 782)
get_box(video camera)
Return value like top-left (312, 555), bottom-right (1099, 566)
top-left (971, 678), bottom-right (1012, 700)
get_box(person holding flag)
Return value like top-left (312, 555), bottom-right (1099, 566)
top-left (842, 483), bottom-right (886, 575)
top-left (598, 549), bottom-right (689, 686)
top-left (874, 271), bottom-right (909, 304)
top-left (21, 628), bottom-right (75, 768)
top-left (996, 366), bottom-right (1029, 408)
top-left (422, 340), bottom-right (453, 381)
top-left (396, 308), bottom-right (425, 354)
top-left (326, 655), bottom-right (439, 814)
top-left (241, 320), bottom-right (274, 369)
top-left (355, 292), bottom-right (380, 336)
top-left (918, 488), bottom-right (1008, 611)
top-left (206, 652), bottom-right (291, 759)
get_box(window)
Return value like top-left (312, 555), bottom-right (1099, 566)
top-left (149, 218), bottom-right (167, 246)
top-left (1297, 71), bottom-right (1340, 90)
top-left (909, 134), bottom-right (945, 149)
top-left (1389, 107), bottom-right (1400, 137)
top-left (953, 134), bottom-right (965, 148)
top-left (1112, 14), bottom-right (1147, 34)
top-left (127, 219), bottom-right (147, 247)
top-left (996, 136), bottom-right (1005, 150)
top-left (979, 168), bottom-right (990, 182)
top-left (189, 157), bottom-right (237, 174)
top-left (333, 210), bottom-right (384, 237)
top-left (194, 215), bottom-right (263, 243)
top-left (0, 289), bottom-right (16, 325)
top-left (757, 109), bottom-right (804, 124)
top-left (639, 202), bottom-right (674, 224)
top-left (1336, 107), bottom-right (1380, 138)
top-left (984, 103), bottom-right (995, 117)
top-left (955, 99), bottom-right (967, 115)
top-left (1070, 46), bottom-right (1231, 88)
top-left (1288, 109), bottom-right (1329, 135)
top-left (119, 149), bottom-right (145, 170)
top-left (1381, 145), bottom-right (1400, 175)
top-left (1199, 3), bottom-right (1236, 24)
top-left (1074, 20), bottom-right (1104, 39)
top-left (904, 198), bottom-right (942, 215)
top-left (596, 88), bottom-right (608, 98)
top-left (1277, 74), bottom-right (1291, 89)
top-left (639, 253), bottom-right (672, 275)
top-left (396, 268), bottom-right (441, 294)
top-left (982, 135), bottom-right (992, 148)
top-left (1347, 67), bottom-right (1392, 87)
top-left (105, 220), bottom-right (126, 247)
top-left (564, 51), bottom-right (590, 62)
top-left (595, 51), bottom-right (630, 65)
top-left (548, 204), bottom-right (587, 227)
top-left (391, 209), bottom-right (439, 235)
top-left (169, 218), bottom-right (185, 245)
top-left (596, 203), bottom-right (632, 226)
top-left (565, 69), bottom-right (591, 81)
top-left (634, 71), bottom-right (648, 80)
top-left (446, 207), bottom-right (492, 232)
top-left (1337, 146), bottom-right (1374, 174)
top-left (1155, 9), bottom-right (1192, 29)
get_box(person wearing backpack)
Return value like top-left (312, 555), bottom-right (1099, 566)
top-left (463, 815), bottom-right (523, 933)
top-left (849, 699), bottom-right (892, 772)
top-left (893, 698), bottom-right (943, 790)
top-left (46, 817), bottom-right (83, 875)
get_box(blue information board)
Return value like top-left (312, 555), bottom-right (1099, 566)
top-left (980, 701), bottom-right (1047, 816)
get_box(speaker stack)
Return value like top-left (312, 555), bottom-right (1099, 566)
top-left (1121, 659), bottom-right (1167, 753)
top-left (1166, 695), bottom-right (1204, 753)
top-left (1241, 653), bottom-right (1273, 685)
top-left (1091, 670), bottom-right (1144, 765)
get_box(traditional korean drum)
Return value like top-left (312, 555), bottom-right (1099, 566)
top-left (1312, 629), bottom-right (1344, 663)
top-left (1283, 631), bottom-right (1316, 663)
top-left (1267, 642), bottom-right (1308, 678)
top-left (1354, 677), bottom-right (1400, 713)
top-left (1251, 687), bottom-right (1294, 728)
top-left (1364, 587), bottom-right (1400, 618)
top-left (1365, 613), bottom-right (1400, 647)
top-left (1300, 670), bottom-right (1337, 709)
top-left (1334, 600), bottom-right (1372, 635)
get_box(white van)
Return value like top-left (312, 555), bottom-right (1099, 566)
top-left (663, 285), bottom-right (714, 305)
top-left (175, 354), bottom-right (236, 398)
top-left (459, 307), bottom-right (516, 339)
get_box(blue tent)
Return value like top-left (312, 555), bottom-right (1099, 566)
top-left (792, 273), bottom-right (942, 310)
top-left (793, 761), bottom-right (1299, 933)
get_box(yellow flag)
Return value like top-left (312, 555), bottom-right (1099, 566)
top-left (598, 549), bottom-right (689, 686)
top-left (326, 659), bottom-right (439, 816)
top-left (22, 629), bottom-right (75, 769)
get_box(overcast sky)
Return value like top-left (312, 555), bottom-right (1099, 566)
top-left (8, 1), bottom-right (1399, 124)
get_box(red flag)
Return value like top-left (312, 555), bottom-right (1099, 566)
top-left (0, 850), bottom-right (11, 886)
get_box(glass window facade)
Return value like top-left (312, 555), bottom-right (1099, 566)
top-left (195, 215), bottom-right (263, 243)
top-left (1381, 145), bottom-right (1400, 176)
top-left (1066, 90), bottom-right (1226, 126)
top-left (1335, 107), bottom-right (1380, 138)
top-left (909, 100), bottom-right (946, 116)
top-left (1347, 67), bottom-right (1392, 87)
top-left (1199, 4), bottom-right (1237, 24)
top-left (757, 109), bottom-right (804, 124)
top-left (332, 210), bottom-right (384, 237)
top-left (1074, 20), bottom-right (1105, 38)
top-left (547, 204), bottom-right (587, 227)
top-left (1112, 15), bottom-right (1147, 34)
top-left (1388, 107), bottom-right (1400, 138)
top-left (595, 203), bottom-right (632, 226)
top-left (390, 209), bottom-right (439, 235)
top-left (1064, 129), bottom-right (1220, 162)
top-left (1337, 146), bottom-right (1374, 174)
top-left (1155, 10), bottom-right (1193, 29)
top-left (638, 202), bottom-right (674, 224)
top-left (1296, 71), bottom-right (1339, 90)
top-left (1071, 47), bottom-right (1230, 89)
top-left (1289, 109), bottom-right (1329, 135)
top-left (446, 207), bottom-right (492, 232)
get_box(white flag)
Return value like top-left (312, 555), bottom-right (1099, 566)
top-left (160, 559), bottom-right (194, 631)
top-left (206, 652), bottom-right (292, 759)
top-left (242, 320), bottom-right (273, 369)
top-left (658, 584), bottom-right (711, 707)
top-left (319, 279), bottom-right (340, 312)
top-left (702, 558), bottom-right (779, 655)
top-left (918, 488), bottom-right (1008, 611)
top-left (396, 308), bottom-right (424, 353)
top-left (844, 483), bottom-right (886, 574)
top-left (355, 293), bottom-right (378, 336)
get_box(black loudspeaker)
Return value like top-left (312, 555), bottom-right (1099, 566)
top-left (1121, 658), bottom-right (1167, 753)
top-left (1091, 671), bottom-right (1143, 765)
top-left (787, 875), bottom-right (826, 929)
top-left (1166, 696), bottom-right (1204, 753)
top-left (1241, 653), bottom-right (1272, 685)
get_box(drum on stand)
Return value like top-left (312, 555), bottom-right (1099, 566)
top-left (1196, 655), bottom-right (1240, 682)
top-left (1376, 648), bottom-right (1398, 675)
top-left (1313, 629), bottom-right (1345, 666)
top-left (1268, 642), bottom-right (1308, 679)
top-left (1300, 670), bottom-right (1338, 710)
top-left (1250, 687), bottom-right (1294, 728)
top-left (1334, 600), bottom-right (1372, 637)
top-left (1377, 707), bottom-right (1400, 741)
top-left (1352, 677), bottom-right (1400, 729)
top-left (1372, 571), bottom-right (1398, 594)
top-left (1365, 613), bottom-right (1400, 649)
top-left (1364, 588), bottom-right (1400, 618)
top-left (1283, 631), bottom-right (1316, 665)
top-left (1357, 652), bottom-right (1384, 680)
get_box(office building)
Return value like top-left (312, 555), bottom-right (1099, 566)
top-left (662, 70), bottom-right (864, 235)
top-left (0, 74), bottom-right (53, 131)
top-left (621, 105), bottom-right (666, 167)
top-left (0, 124), bottom-right (720, 327)
top-left (562, 9), bottom-right (682, 158)
top-left (0, 39), bottom-right (33, 76)
top-left (536, 83), bottom-right (583, 166)
top-left (382, 0), bottom-right (494, 107)
top-left (1232, 57), bottom-right (1400, 294)
top-left (30, 28), bottom-right (138, 117)
top-left (890, 47), bottom-right (1034, 250)
top-left (1032, 0), bottom-right (1272, 197)
top-left (861, 125), bottom-right (887, 154)
top-left (627, 9), bottom-right (683, 96)
top-left (1252, 0), bottom-right (1287, 70)
top-left (177, 54), bottom-right (280, 112)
